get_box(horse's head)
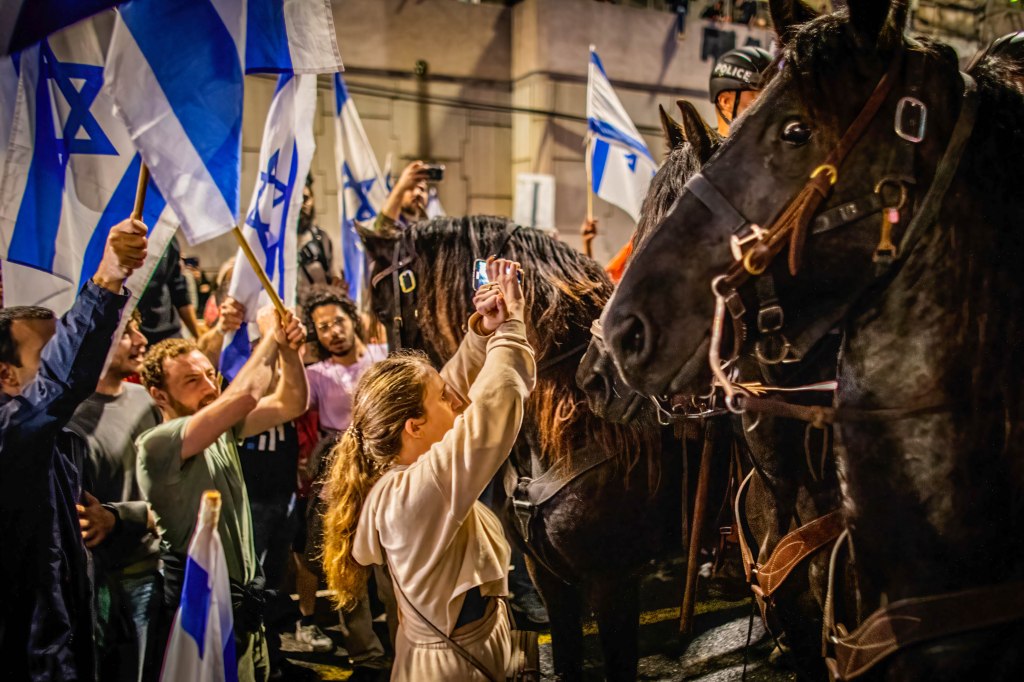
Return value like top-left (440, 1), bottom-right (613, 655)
top-left (578, 100), bottom-right (721, 423)
top-left (357, 220), bottom-right (430, 358)
top-left (604, 0), bottom-right (970, 398)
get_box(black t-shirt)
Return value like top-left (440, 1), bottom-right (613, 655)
top-left (138, 237), bottom-right (191, 343)
top-left (238, 420), bottom-right (299, 503)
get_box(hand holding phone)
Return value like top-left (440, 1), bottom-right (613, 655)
top-left (474, 258), bottom-right (523, 290)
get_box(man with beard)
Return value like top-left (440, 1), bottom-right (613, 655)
top-left (136, 308), bottom-right (308, 682)
top-left (298, 288), bottom-right (392, 669)
top-left (68, 310), bottom-right (163, 682)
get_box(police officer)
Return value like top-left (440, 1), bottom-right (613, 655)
top-left (709, 46), bottom-right (773, 136)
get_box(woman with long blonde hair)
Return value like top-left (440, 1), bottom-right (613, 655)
top-left (321, 258), bottom-right (534, 679)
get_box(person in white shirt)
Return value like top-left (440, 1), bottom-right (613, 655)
top-left (321, 258), bottom-right (534, 680)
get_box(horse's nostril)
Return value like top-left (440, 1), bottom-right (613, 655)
top-left (620, 315), bottom-right (649, 363)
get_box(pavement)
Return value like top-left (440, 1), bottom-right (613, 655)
top-left (270, 554), bottom-right (798, 681)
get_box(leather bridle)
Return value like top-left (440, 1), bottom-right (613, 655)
top-left (369, 232), bottom-right (419, 351)
top-left (689, 48), bottom-right (978, 423)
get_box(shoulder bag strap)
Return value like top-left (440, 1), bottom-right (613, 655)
top-left (387, 562), bottom-right (498, 682)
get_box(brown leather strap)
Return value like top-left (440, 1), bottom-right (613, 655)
top-left (754, 510), bottom-right (844, 599)
top-left (827, 581), bottom-right (1024, 680)
top-left (734, 469), bottom-right (757, 583)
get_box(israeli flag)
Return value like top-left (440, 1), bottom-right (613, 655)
top-left (161, 492), bottom-right (237, 682)
top-left (219, 73), bottom-right (316, 382)
top-left (586, 46), bottom-right (657, 223)
top-left (0, 20), bottom-right (177, 314)
top-left (104, 0), bottom-right (341, 246)
top-left (334, 73), bottom-right (387, 305)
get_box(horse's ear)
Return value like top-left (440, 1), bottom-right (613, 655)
top-left (675, 100), bottom-right (719, 166)
top-left (769, 0), bottom-right (818, 43)
top-left (355, 220), bottom-right (399, 258)
top-left (848, 0), bottom-right (906, 47)
top-left (659, 103), bottom-right (686, 152)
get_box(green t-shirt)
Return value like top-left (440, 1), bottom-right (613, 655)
top-left (135, 417), bottom-right (256, 584)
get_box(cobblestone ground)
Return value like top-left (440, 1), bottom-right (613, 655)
top-left (274, 555), bottom-right (798, 681)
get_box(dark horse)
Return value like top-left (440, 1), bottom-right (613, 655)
top-left (579, 100), bottom-right (845, 680)
top-left (604, 0), bottom-right (1024, 679)
top-left (359, 216), bottom-right (680, 680)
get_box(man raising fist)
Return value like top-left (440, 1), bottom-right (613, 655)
top-left (0, 219), bottom-right (149, 682)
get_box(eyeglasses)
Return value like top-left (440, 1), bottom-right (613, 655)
top-left (315, 317), bottom-right (348, 333)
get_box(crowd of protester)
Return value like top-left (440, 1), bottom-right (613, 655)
top-left (0, 163), bottom-right (552, 682)
top-left (0, 46), bottom-right (777, 679)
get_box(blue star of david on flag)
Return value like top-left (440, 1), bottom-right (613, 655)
top-left (245, 146), bottom-right (297, 281)
top-left (342, 162), bottom-right (377, 223)
top-left (246, 149), bottom-right (288, 239)
top-left (42, 42), bottom-right (116, 161)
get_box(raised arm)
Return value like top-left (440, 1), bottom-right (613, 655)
top-left (237, 308), bottom-right (309, 438)
top-left (425, 259), bottom-right (536, 520)
top-left (1, 220), bottom-right (145, 447)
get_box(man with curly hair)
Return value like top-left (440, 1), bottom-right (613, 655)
top-left (297, 287), bottom-right (392, 668)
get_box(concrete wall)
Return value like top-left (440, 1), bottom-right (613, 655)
top-left (183, 0), bottom-right (773, 271)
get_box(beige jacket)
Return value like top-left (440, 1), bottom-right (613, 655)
top-left (352, 315), bottom-right (535, 640)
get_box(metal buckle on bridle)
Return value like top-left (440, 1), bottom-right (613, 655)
top-left (754, 334), bottom-right (795, 366)
top-left (894, 96), bottom-right (927, 143)
top-left (730, 223), bottom-right (766, 262)
top-left (398, 269), bottom-right (416, 293)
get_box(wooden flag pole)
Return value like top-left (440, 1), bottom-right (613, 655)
top-left (583, 140), bottom-right (596, 258)
top-left (231, 226), bottom-right (288, 317)
top-left (131, 163), bottom-right (150, 221)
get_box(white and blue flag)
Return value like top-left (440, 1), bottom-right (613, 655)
top-left (333, 73), bottom-right (387, 304)
top-left (220, 73), bottom-right (316, 382)
top-left (0, 20), bottom-right (177, 314)
top-left (161, 491), bottom-right (237, 682)
top-left (586, 46), bottom-right (657, 223)
top-left (104, 0), bottom-right (341, 246)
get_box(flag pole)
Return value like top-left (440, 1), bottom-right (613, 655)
top-left (231, 226), bottom-right (288, 317)
top-left (131, 163), bottom-right (150, 221)
top-left (583, 138), bottom-right (595, 259)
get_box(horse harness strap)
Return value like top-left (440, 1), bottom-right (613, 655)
top-left (824, 578), bottom-right (1024, 681)
top-left (734, 470), bottom-right (844, 624)
top-left (505, 447), bottom-right (617, 545)
top-left (727, 65), bottom-right (979, 419)
top-left (371, 236), bottom-right (419, 351)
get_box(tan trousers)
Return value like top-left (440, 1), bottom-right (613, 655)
top-left (391, 599), bottom-right (511, 681)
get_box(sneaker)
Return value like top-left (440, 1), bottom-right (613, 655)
top-left (293, 621), bottom-right (334, 653)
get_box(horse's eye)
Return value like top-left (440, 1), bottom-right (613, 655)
top-left (781, 120), bottom-right (812, 146)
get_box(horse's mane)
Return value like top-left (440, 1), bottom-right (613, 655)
top-left (633, 141), bottom-right (706, 254)
top-left (405, 215), bottom-right (660, 472)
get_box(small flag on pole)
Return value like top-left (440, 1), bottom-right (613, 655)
top-left (161, 491), bottom-right (237, 682)
top-left (333, 73), bottom-right (387, 305)
top-left (586, 46), bottom-right (657, 223)
top-left (220, 73), bottom-right (316, 381)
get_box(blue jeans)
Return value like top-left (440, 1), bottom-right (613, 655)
top-left (96, 569), bottom-right (163, 682)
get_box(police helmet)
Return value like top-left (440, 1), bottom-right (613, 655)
top-left (709, 46), bottom-right (773, 104)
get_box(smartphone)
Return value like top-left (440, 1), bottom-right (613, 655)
top-left (473, 259), bottom-right (523, 290)
top-left (423, 163), bottom-right (445, 182)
